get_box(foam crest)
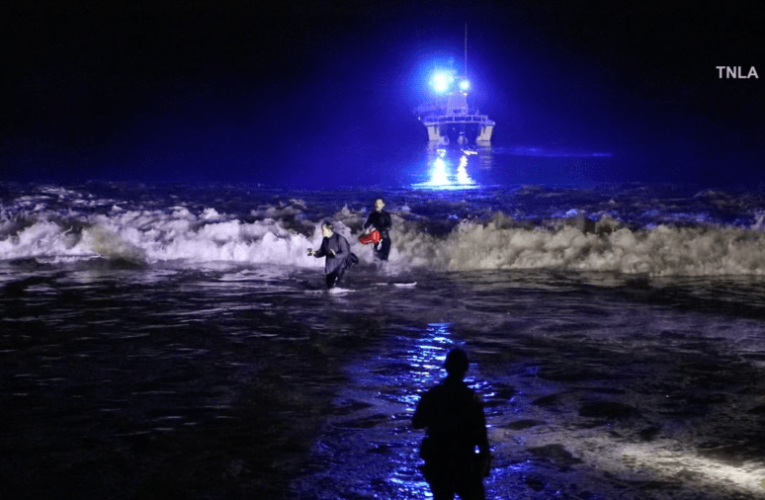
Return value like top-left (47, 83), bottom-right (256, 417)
top-left (2, 189), bottom-right (764, 275)
top-left (0, 203), bottom-right (370, 268)
top-left (88, 208), bottom-right (339, 266)
top-left (82, 226), bottom-right (147, 263)
top-left (0, 220), bottom-right (88, 261)
top-left (389, 218), bottom-right (765, 276)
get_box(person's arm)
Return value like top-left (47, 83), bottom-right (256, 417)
top-left (412, 393), bottom-right (430, 429)
top-left (473, 394), bottom-right (490, 455)
top-left (363, 214), bottom-right (374, 232)
top-left (476, 405), bottom-right (492, 477)
top-left (313, 238), bottom-right (327, 258)
top-left (379, 212), bottom-right (392, 232)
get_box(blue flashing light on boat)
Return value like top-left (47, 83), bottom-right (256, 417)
top-left (431, 71), bottom-right (455, 94)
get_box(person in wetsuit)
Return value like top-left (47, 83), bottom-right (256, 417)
top-left (363, 198), bottom-right (392, 262)
top-left (413, 348), bottom-right (491, 500)
top-left (308, 222), bottom-right (351, 289)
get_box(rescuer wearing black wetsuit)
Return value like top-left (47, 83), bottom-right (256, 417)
top-left (363, 198), bottom-right (392, 262)
top-left (413, 349), bottom-right (491, 500)
top-left (308, 221), bottom-right (351, 289)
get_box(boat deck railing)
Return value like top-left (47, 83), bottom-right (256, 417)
top-left (422, 113), bottom-right (495, 126)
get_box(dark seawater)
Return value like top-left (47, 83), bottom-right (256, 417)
top-left (2, 149), bottom-right (765, 499)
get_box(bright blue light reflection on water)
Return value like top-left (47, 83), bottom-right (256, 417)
top-left (388, 322), bottom-right (456, 498)
top-left (413, 150), bottom-right (480, 190)
top-left (405, 143), bottom-right (616, 189)
top-left (300, 322), bottom-right (509, 499)
top-left (431, 158), bottom-right (451, 187)
top-left (407, 322), bottom-right (455, 388)
top-left (456, 155), bottom-right (476, 186)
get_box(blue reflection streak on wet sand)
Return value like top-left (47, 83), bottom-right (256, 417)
top-left (388, 323), bottom-right (457, 498)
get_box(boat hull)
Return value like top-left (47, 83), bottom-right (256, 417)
top-left (425, 118), bottom-right (494, 145)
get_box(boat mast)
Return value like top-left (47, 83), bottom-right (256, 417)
top-left (464, 23), bottom-right (468, 79)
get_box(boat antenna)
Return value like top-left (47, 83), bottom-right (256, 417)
top-left (464, 23), bottom-right (468, 79)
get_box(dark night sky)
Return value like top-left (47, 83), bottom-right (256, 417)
top-left (1, 0), bottom-right (763, 185)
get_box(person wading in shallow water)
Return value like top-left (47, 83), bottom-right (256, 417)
top-left (413, 348), bottom-right (491, 500)
top-left (308, 221), bottom-right (352, 289)
top-left (363, 198), bottom-right (392, 263)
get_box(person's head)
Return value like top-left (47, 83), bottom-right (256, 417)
top-left (444, 348), bottom-right (469, 379)
top-left (374, 198), bottom-right (385, 212)
top-left (321, 222), bottom-right (334, 238)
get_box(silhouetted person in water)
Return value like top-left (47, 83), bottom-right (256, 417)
top-left (413, 349), bottom-right (490, 500)
top-left (308, 221), bottom-right (351, 289)
top-left (363, 197), bottom-right (392, 262)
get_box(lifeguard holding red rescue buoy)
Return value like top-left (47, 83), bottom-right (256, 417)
top-left (362, 198), bottom-right (392, 262)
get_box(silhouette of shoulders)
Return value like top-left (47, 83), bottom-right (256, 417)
top-left (413, 378), bottom-right (483, 437)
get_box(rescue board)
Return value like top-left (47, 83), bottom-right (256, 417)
top-left (393, 282), bottom-right (417, 288)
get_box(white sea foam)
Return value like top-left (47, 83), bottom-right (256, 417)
top-left (3, 208), bottom-right (765, 276)
top-left (753, 209), bottom-right (765, 230)
top-left (0, 202), bottom-right (366, 267)
top-left (408, 219), bottom-right (765, 276)
top-left (2, 187), bottom-right (765, 275)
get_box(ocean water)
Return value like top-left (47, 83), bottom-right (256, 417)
top-left (2, 148), bottom-right (765, 499)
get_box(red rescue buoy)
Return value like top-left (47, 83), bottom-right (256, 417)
top-left (359, 230), bottom-right (381, 245)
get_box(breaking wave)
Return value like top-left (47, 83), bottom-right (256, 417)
top-left (2, 187), bottom-right (764, 276)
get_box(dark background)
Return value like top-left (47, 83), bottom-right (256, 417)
top-left (1, 0), bottom-right (763, 185)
